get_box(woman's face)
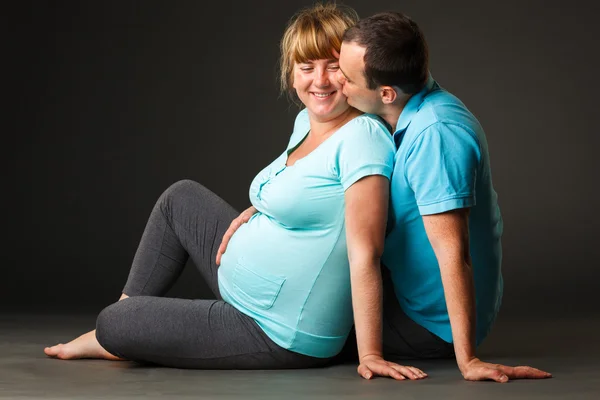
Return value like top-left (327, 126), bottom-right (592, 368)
top-left (292, 56), bottom-right (349, 122)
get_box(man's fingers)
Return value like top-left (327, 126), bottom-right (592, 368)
top-left (499, 365), bottom-right (552, 379)
top-left (463, 361), bottom-right (552, 383)
top-left (492, 371), bottom-right (509, 383)
top-left (481, 367), bottom-right (508, 383)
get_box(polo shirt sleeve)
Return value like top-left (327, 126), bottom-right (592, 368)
top-left (404, 122), bottom-right (481, 215)
top-left (335, 116), bottom-right (395, 191)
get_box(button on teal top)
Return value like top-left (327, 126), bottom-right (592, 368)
top-left (218, 109), bottom-right (395, 358)
top-left (382, 76), bottom-right (503, 345)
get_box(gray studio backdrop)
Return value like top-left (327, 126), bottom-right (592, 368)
top-left (5, 0), bottom-right (598, 315)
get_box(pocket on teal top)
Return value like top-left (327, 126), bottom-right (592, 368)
top-left (232, 258), bottom-right (286, 310)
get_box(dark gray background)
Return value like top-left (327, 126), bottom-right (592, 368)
top-left (4, 0), bottom-right (599, 316)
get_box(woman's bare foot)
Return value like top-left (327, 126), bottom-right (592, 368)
top-left (44, 329), bottom-right (124, 361)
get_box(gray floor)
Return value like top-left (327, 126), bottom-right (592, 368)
top-left (1, 313), bottom-right (599, 399)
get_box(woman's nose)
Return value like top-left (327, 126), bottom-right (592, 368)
top-left (314, 69), bottom-right (331, 87)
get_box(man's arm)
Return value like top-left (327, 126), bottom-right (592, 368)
top-left (345, 175), bottom-right (426, 381)
top-left (422, 209), bottom-right (552, 382)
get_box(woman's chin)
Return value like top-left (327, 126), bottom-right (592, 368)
top-left (306, 104), bottom-right (350, 121)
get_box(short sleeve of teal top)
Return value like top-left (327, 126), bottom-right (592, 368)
top-left (218, 109), bottom-right (395, 358)
top-left (405, 122), bottom-right (481, 215)
top-left (290, 109), bottom-right (392, 190)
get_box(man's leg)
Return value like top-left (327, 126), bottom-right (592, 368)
top-left (381, 266), bottom-right (454, 360)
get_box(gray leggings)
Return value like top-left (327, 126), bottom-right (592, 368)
top-left (95, 180), bottom-right (331, 369)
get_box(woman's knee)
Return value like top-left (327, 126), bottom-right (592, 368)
top-left (95, 299), bottom-right (138, 358)
top-left (158, 179), bottom-right (208, 212)
top-left (161, 179), bottom-right (205, 201)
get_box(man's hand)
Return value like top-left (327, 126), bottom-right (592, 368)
top-left (460, 357), bottom-right (552, 383)
top-left (215, 206), bottom-right (258, 265)
top-left (358, 354), bottom-right (428, 381)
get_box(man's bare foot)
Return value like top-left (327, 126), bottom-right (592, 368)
top-left (44, 330), bottom-right (124, 361)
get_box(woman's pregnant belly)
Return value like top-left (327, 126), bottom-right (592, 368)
top-left (218, 212), bottom-right (354, 352)
top-left (218, 213), bottom-right (338, 315)
top-left (219, 213), bottom-right (319, 284)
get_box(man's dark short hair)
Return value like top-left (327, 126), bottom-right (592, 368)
top-left (343, 12), bottom-right (429, 94)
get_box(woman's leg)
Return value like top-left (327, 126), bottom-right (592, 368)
top-left (96, 296), bottom-right (330, 369)
top-left (123, 179), bottom-right (238, 298)
top-left (45, 180), bottom-right (239, 360)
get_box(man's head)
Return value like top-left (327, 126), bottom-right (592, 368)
top-left (337, 12), bottom-right (429, 115)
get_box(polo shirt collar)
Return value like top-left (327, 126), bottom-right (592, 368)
top-left (393, 74), bottom-right (435, 136)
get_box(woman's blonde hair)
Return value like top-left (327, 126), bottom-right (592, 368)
top-left (279, 3), bottom-right (359, 101)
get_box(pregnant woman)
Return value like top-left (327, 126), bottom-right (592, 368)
top-left (44, 3), bottom-right (426, 380)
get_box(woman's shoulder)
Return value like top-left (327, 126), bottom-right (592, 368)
top-left (293, 108), bottom-right (310, 133)
top-left (338, 113), bottom-right (394, 145)
top-left (286, 108), bottom-right (310, 149)
top-left (333, 113), bottom-right (395, 185)
top-left (348, 113), bottom-right (391, 134)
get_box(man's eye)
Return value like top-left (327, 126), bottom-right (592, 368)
top-left (328, 66), bottom-right (340, 71)
top-left (301, 67), bottom-right (313, 72)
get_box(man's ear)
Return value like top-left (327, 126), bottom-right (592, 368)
top-left (380, 86), bottom-right (398, 104)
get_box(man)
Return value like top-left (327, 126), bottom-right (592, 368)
top-left (337, 12), bottom-right (551, 382)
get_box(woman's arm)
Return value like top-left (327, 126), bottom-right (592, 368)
top-left (345, 175), bottom-right (426, 381)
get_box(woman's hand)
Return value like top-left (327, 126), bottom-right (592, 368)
top-left (358, 354), bottom-right (428, 380)
top-left (215, 206), bottom-right (258, 265)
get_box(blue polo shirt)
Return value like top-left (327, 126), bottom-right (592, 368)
top-left (218, 109), bottom-right (395, 358)
top-left (382, 76), bottom-right (503, 345)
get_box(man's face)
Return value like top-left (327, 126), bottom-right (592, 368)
top-left (337, 42), bottom-right (381, 114)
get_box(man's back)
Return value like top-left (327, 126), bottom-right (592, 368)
top-left (382, 77), bottom-right (503, 345)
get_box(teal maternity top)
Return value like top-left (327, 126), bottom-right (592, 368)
top-left (218, 109), bottom-right (394, 358)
